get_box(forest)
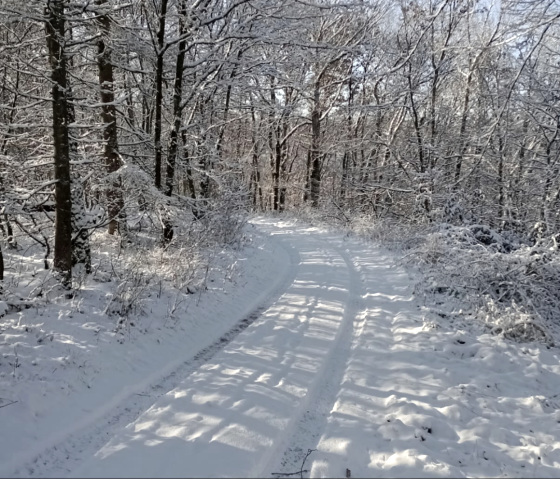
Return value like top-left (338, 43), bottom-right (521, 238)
top-left (1, 0), bottom-right (560, 477)
top-left (1, 0), bottom-right (560, 319)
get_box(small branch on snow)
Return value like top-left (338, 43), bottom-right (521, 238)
top-left (0, 400), bottom-right (18, 409)
top-left (271, 448), bottom-right (317, 479)
top-left (271, 471), bottom-right (305, 478)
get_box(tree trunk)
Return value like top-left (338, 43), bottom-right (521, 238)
top-left (162, 0), bottom-right (188, 242)
top-left (273, 131), bottom-right (281, 211)
top-left (455, 70), bottom-right (473, 185)
top-left (341, 69), bottom-right (353, 202)
top-left (197, 99), bottom-right (210, 205)
top-left (165, 0), bottom-right (188, 198)
top-left (46, 0), bottom-right (72, 287)
top-left (181, 130), bottom-right (197, 202)
top-left (250, 103), bottom-right (263, 210)
top-left (71, 177), bottom-right (92, 273)
top-left (498, 133), bottom-right (505, 226)
top-left (278, 117), bottom-right (288, 211)
top-left (309, 83), bottom-right (322, 207)
top-left (96, 0), bottom-right (124, 235)
top-left (65, 27), bottom-right (92, 273)
top-left (0, 243), bottom-right (4, 283)
top-left (303, 150), bottom-right (311, 203)
top-left (341, 152), bottom-right (348, 201)
top-left (216, 48), bottom-right (242, 163)
top-left (154, 0), bottom-right (169, 190)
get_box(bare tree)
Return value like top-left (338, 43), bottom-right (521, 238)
top-left (45, 0), bottom-right (73, 287)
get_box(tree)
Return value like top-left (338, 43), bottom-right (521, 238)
top-left (45, 0), bottom-right (73, 287)
top-left (95, 0), bottom-right (125, 236)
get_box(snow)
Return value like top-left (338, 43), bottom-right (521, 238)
top-left (306, 243), bottom-right (560, 478)
top-left (0, 227), bottom-right (292, 477)
top-left (2, 218), bottom-right (560, 478)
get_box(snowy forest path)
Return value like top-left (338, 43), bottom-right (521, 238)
top-left (257, 226), bottom-right (367, 477)
top-left (3, 220), bottom-right (299, 479)
top-left (8, 218), bottom-right (560, 479)
top-left (65, 218), bottom-right (362, 478)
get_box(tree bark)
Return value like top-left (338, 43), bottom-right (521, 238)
top-left (46, 0), bottom-right (72, 287)
top-left (309, 82), bottom-right (322, 207)
top-left (165, 0), bottom-right (188, 198)
top-left (181, 130), bottom-right (197, 202)
top-left (250, 102), bottom-right (263, 210)
top-left (154, 0), bottom-right (169, 190)
top-left (64, 27), bottom-right (92, 273)
top-left (96, 0), bottom-right (124, 235)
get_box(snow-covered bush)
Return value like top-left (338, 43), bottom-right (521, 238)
top-left (186, 182), bottom-right (250, 250)
top-left (284, 204), bottom-right (560, 347)
top-left (403, 224), bottom-right (560, 346)
top-left (113, 163), bottom-right (248, 251)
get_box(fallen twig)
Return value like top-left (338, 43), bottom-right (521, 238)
top-left (271, 472), bottom-right (305, 478)
top-left (271, 448), bottom-right (317, 479)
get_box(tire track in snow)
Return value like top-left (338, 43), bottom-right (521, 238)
top-left (257, 235), bottom-right (366, 478)
top-left (67, 223), bottom-right (356, 478)
top-left (9, 235), bottom-right (300, 479)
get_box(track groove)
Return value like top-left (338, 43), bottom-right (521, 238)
top-left (9, 235), bottom-right (299, 478)
top-left (257, 236), bottom-right (366, 478)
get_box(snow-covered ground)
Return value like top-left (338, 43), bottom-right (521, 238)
top-left (2, 218), bottom-right (560, 478)
top-left (0, 225), bottom-right (293, 477)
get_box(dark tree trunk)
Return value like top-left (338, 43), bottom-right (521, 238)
top-left (273, 133), bottom-right (281, 211)
top-left (71, 177), bottom-right (92, 273)
top-left (341, 152), bottom-right (348, 200)
top-left (250, 103), bottom-right (263, 210)
top-left (303, 150), bottom-right (311, 203)
top-left (46, 0), bottom-right (72, 287)
top-left (165, 0), bottom-right (188, 198)
top-left (216, 49), bottom-right (241, 163)
top-left (65, 27), bottom-right (92, 273)
top-left (197, 99), bottom-right (210, 205)
top-left (181, 130), bottom-right (197, 202)
top-left (455, 69), bottom-right (475, 186)
top-left (162, 0), bottom-right (189, 242)
top-left (309, 83), bottom-right (322, 207)
top-left (278, 118), bottom-right (288, 212)
top-left (498, 133), bottom-right (505, 224)
top-left (96, 0), bottom-right (124, 235)
top-left (154, 0), bottom-right (169, 190)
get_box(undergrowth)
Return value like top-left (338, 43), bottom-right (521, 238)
top-left (280, 207), bottom-right (560, 347)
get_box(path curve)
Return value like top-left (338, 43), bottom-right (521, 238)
top-left (13, 218), bottom-right (560, 479)
top-left (5, 223), bottom-right (298, 478)
top-left (66, 218), bottom-right (358, 478)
